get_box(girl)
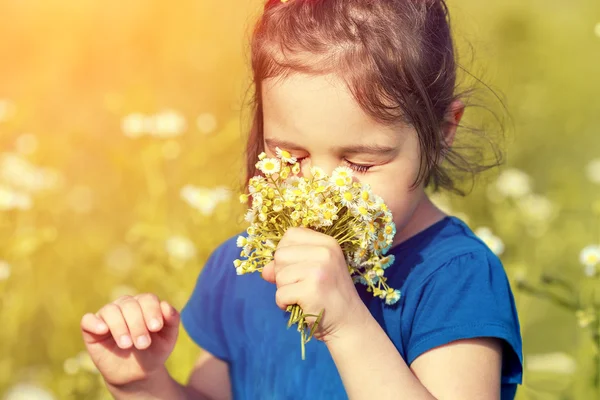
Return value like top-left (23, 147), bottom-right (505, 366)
top-left (80, 0), bottom-right (522, 399)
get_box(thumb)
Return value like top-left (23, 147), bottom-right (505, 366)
top-left (261, 261), bottom-right (276, 284)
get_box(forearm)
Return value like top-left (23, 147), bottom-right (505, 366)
top-left (325, 308), bottom-right (435, 400)
top-left (106, 366), bottom-right (209, 400)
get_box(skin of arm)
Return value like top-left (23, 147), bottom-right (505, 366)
top-left (325, 303), bottom-right (503, 400)
top-left (106, 351), bottom-right (231, 400)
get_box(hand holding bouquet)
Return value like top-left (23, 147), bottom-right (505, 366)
top-left (235, 148), bottom-right (401, 359)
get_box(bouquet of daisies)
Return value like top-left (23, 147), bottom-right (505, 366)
top-left (235, 148), bottom-right (401, 359)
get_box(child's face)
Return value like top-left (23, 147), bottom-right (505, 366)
top-left (262, 73), bottom-right (430, 243)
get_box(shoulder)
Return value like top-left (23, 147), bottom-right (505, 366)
top-left (193, 231), bottom-right (246, 282)
top-left (405, 216), bottom-right (507, 288)
top-left (397, 218), bottom-right (523, 384)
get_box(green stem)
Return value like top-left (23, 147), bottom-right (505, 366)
top-left (517, 281), bottom-right (578, 311)
top-left (540, 273), bottom-right (575, 295)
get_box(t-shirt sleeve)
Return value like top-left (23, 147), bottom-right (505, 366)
top-left (180, 242), bottom-right (233, 362)
top-left (406, 250), bottom-right (523, 385)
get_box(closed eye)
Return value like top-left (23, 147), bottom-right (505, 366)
top-left (344, 160), bottom-right (372, 174)
top-left (295, 157), bottom-right (372, 174)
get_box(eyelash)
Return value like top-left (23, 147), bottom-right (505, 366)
top-left (295, 157), bottom-right (372, 174)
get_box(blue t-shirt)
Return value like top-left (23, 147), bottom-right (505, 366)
top-left (181, 216), bottom-right (523, 399)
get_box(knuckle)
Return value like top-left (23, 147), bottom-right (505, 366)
top-left (120, 298), bottom-right (140, 310)
top-left (115, 295), bottom-right (133, 304)
top-left (312, 267), bottom-right (328, 284)
top-left (137, 293), bottom-right (159, 303)
top-left (273, 248), bottom-right (284, 262)
top-left (275, 289), bottom-right (285, 308)
top-left (318, 246), bottom-right (333, 261)
top-left (100, 303), bottom-right (120, 316)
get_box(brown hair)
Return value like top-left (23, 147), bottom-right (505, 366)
top-left (243, 0), bottom-right (503, 196)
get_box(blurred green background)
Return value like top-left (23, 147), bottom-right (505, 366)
top-left (0, 0), bottom-right (599, 399)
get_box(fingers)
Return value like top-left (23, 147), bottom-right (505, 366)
top-left (272, 263), bottom-right (305, 288)
top-left (261, 261), bottom-right (276, 283)
top-left (135, 293), bottom-right (163, 333)
top-left (278, 227), bottom-right (334, 249)
top-left (89, 294), bottom-right (180, 351)
top-left (158, 300), bottom-right (180, 342)
top-left (273, 245), bottom-right (331, 271)
top-left (115, 296), bottom-right (151, 350)
top-left (97, 303), bottom-right (134, 349)
top-left (80, 313), bottom-right (110, 344)
top-left (275, 281), bottom-right (310, 311)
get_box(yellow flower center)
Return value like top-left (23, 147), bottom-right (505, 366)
top-left (586, 254), bottom-right (599, 264)
top-left (281, 149), bottom-right (291, 158)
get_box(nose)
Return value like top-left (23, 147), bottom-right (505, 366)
top-left (300, 157), bottom-right (338, 179)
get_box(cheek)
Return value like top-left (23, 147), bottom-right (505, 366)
top-left (371, 179), bottom-right (422, 229)
top-left (366, 156), bottom-right (423, 228)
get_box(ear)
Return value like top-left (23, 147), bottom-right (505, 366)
top-left (442, 99), bottom-right (465, 148)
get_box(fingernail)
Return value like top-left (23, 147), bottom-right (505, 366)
top-left (119, 335), bottom-right (132, 347)
top-left (149, 319), bottom-right (161, 330)
top-left (97, 322), bottom-right (107, 331)
top-left (136, 335), bottom-right (150, 347)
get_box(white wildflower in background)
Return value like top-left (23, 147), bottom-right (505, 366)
top-left (121, 113), bottom-right (146, 138)
top-left (15, 134), bottom-right (39, 155)
top-left (576, 308), bottom-right (596, 328)
top-left (586, 158), bottom-right (600, 184)
top-left (180, 184), bottom-right (231, 215)
top-left (0, 99), bottom-right (16, 122)
top-left (525, 352), bottom-right (576, 375)
top-left (0, 153), bottom-right (62, 193)
top-left (0, 260), bottom-right (11, 280)
top-left (475, 227), bottom-right (505, 256)
top-left (122, 110), bottom-right (187, 139)
top-left (495, 168), bottom-right (531, 199)
top-left (517, 194), bottom-right (556, 222)
top-left (63, 357), bottom-right (80, 375)
top-left (151, 110), bottom-right (187, 138)
top-left (196, 113), bottom-right (218, 134)
top-left (3, 383), bottom-right (56, 400)
top-left (166, 235), bottom-right (197, 261)
top-left (579, 245), bottom-right (600, 277)
top-left (0, 185), bottom-right (32, 211)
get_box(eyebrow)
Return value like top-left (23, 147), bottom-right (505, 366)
top-left (264, 138), bottom-right (398, 156)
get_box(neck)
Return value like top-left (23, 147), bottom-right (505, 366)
top-left (391, 193), bottom-right (447, 248)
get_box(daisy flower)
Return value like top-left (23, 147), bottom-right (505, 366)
top-left (256, 158), bottom-right (281, 175)
top-left (276, 147), bottom-right (297, 164)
